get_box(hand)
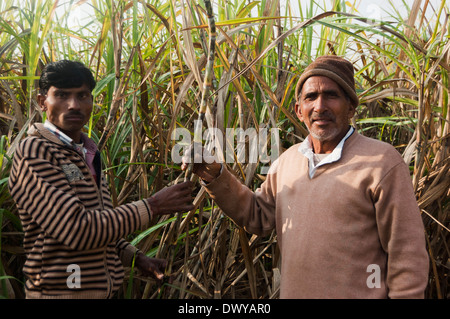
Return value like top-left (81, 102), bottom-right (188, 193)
top-left (135, 253), bottom-right (167, 284)
top-left (147, 181), bottom-right (194, 216)
top-left (181, 143), bottom-right (222, 183)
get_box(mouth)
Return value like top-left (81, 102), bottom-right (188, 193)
top-left (312, 117), bottom-right (334, 126)
top-left (64, 113), bottom-right (84, 122)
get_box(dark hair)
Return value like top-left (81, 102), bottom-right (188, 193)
top-left (39, 60), bottom-right (96, 95)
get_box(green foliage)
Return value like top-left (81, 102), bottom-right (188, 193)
top-left (0, 0), bottom-right (448, 299)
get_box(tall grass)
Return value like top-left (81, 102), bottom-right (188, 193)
top-left (0, 0), bottom-right (448, 299)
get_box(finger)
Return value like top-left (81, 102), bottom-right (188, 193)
top-left (153, 265), bottom-right (165, 279)
top-left (182, 143), bottom-right (203, 163)
top-left (178, 203), bottom-right (195, 213)
top-left (172, 187), bottom-right (193, 198)
top-left (180, 180), bottom-right (194, 188)
top-left (155, 272), bottom-right (165, 281)
top-left (167, 181), bottom-right (193, 195)
top-left (174, 180), bottom-right (193, 189)
top-left (158, 259), bottom-right (168, 268)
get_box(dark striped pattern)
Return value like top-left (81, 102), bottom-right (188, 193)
top-left (8, 124), bottom-right (151, 298)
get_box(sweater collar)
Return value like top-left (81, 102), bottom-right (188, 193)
top-left (30, 121), bottom-right (98, 158)
top-left (43, 120), bottom-right (83, 152)
top-left (299, 126), bottom-right (355, 178)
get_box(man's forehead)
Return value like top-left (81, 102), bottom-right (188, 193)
top-left (302, 76), bottom-right (343, 93)
top-left (49, 84), bottom-right (90, 92)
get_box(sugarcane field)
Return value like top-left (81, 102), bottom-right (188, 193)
top-left (0, 0), bottom-right (448, 303)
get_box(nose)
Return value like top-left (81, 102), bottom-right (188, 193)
top-left (312, 95), bottom-right (327, 113)
top-left (67, 96), bottom-right (81, 110)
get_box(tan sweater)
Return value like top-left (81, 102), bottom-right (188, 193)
top-left (205, 131), bottom-right (429, 298)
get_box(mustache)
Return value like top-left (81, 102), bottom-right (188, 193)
top-left (65, 111), bottom-right (84, 118)
top-left (311, 112), bottom-right (335, 122)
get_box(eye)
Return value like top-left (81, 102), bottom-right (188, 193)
top-left (55, 91), bottom-right (68, 99)
top-left (325, 90), bottom-right (341, 99)
top-left (77, 92), bottom-right (92, 100)
top-left (303, 93), bottom-right (317, 101)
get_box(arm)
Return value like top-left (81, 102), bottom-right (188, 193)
top-left (204, 166), bottom-right (276, 236)
top-left (374, 162), bottom-right (429, 298)
top-left (116, 181), bottom-right (195, 269)
top-left (182, 149), bottom-right (277, 236)
top-left (116, 239), bottom-right (167, 283)
top-left (9, 138), bottom-right (193, 252)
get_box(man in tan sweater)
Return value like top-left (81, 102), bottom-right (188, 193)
top-left (182, 56), bottom-right (429, 298)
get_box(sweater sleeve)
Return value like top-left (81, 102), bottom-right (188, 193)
top-left (203, 164), bottom-right (277, 236)
top-left (8, 138), bottom-right (152, 252)
top-left (116, 239), bottom-right (141, 267)
top-left (373, 161), bottom-right (429, 298)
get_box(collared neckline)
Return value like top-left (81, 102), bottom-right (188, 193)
top-left (298, 126), bottom-right (355, 178)
top-left (44, 120), bottom-right (86, 157)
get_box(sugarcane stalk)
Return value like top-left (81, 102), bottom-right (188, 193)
top-left (164, 0), bottom-right (216, 285)
top-left (185, 0), bottom-right (216, 179)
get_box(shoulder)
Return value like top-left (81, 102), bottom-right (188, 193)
top-left (16, 128), bottom-right (57, 160)
top-left (16, 135), bottom-right (44, 156)
top-left (275, 142), bottom-right (305, 165)
top-left (281, 142), bottom-right (305, 159)
top-left (346, 131), bottom-right (404, 164)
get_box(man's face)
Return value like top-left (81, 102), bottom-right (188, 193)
top-left (38, 84), bottom-right (93, 142)
top-left (295, 76), bottom-right (355, 150)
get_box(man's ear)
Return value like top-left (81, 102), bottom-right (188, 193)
top-left (295, 101), bottom-right (304, 122)
top-left (37, 94), bottom-right (47, 112)
top-left (348, 102), bottom-right (357, 120)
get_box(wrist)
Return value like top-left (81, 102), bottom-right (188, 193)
top-left (201, 163), bottom-right (222, 184)
top-left (146, 197), bottom-right (159, 216)
top-left (135, 251), bottom-right (143, 262)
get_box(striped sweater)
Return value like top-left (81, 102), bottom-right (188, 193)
top-left (8, 123), bottom-right (152, 298)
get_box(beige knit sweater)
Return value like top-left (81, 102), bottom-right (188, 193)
top-left (205, 131), bottom-right (429, 298)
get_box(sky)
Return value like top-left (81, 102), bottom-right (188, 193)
top-left (59, 0), bottom-right (446, 28)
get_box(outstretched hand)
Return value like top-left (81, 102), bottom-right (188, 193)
top-left (181, 144), bottom-right (222, 183)
top-left (147, 181), bottom-right (194, 217)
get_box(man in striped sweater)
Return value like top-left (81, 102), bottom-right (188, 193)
top-left (8, 60), bottom-right (194, 298)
